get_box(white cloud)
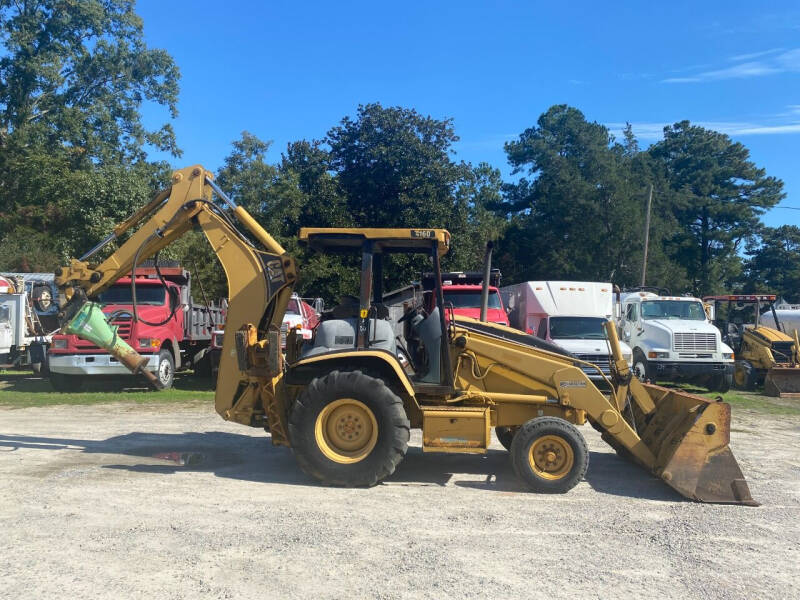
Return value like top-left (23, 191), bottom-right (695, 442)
top-left (663, 48), bottom-right (800, 83)
top-left (728, 48), bottom-right (784, 62)
top-left (607, 112), bottom-right (800, 142)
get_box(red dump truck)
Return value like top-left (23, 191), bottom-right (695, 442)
top-left (48, 266), bottom-right (224, 391)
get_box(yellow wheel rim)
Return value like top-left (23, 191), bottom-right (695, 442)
top-left (528, 435), bottom-right (574, 480)
top-left (315, 398), bottom-right (379, 464)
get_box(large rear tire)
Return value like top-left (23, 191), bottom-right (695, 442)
top-left (289, 370), bottom-right (410, 486)
top-left (510, 417), bottom-right (589, 494)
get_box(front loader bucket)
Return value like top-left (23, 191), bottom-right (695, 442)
top-left (629, 384), bottom-right (758, 506)
top-left (763, 366), bottom-right (800, 398)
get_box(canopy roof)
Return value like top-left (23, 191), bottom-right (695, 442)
top-left (299, 228), bottom-right (450, 256)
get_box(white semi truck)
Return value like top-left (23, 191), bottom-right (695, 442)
top-left (500, 281), bottom-right (633, 381)
top-left (617, 290), bottom-right (733, 391)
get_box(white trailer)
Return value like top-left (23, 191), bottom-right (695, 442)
top-left (617, 290), bottom-right (733, 391)
top-left (500, 281), bottom-right (632, 381)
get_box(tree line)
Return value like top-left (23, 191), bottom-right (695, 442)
top-left (1, 1), bottom-right (796, 304)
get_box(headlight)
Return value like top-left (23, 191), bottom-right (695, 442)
top-left (622, 353), bottom-right (632, 363)
top-left (53, 338), bottom-right (67, 349)
top-left (723, 352), bottom-right (734, 360)
top-left (647, 351), bottom-right (670, 359)
top-left (139, 338), bottom-right (160, 348)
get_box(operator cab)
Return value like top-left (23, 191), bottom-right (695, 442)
top-left (297, 228), bottom-right (454, 389)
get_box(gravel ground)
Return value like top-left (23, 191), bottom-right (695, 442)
top-left (1, 401), bottom-right (798, 600)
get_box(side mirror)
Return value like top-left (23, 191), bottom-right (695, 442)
top-left (314, 297), bottom-right (324, 315)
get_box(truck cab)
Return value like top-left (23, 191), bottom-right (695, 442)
top-left (501, 281), bottom-right (632, 381)
top-left (423, 270), bottom-right (510, 327)
top-left (48, 266), bottom-right (224, 391)
top-left (618, 291), bottom-right (733, 391)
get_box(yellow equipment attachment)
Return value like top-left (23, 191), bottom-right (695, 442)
top-left (452, 318), bottom-right (756, 505)
top-left (54, 166), bottom-right (757, 506)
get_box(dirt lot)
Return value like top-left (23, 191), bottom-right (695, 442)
top-left (1, 400), bottom-right (798, 599)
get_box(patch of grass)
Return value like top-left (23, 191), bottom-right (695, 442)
top-left (0, 371), bottom-right (214, 408)
top-left (650, 381), bottom-right (800, 416)
top-left (699, 390), bottom-right (800, 416)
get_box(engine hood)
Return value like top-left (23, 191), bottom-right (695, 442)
top-left (644, 319), bottom-right (718, 335)
top-left (554, 338), bottom-right (632, 355)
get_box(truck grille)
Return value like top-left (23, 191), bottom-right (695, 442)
top-left (75, 318), bottom-right (132, 349)
top-left (574, 353), bottom-right (611, 377)
top-left (673, 333), bottom-right (716, 352)
top-left (280, 322), bottom-right (288, 348)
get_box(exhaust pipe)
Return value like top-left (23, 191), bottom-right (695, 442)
top-left (479, 242), bottom-right (493, 323)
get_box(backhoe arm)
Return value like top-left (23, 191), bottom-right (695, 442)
top-left (55, 166), bottom-right (297, 439)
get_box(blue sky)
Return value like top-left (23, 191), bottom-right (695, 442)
top-left (137, 1), bottom-right (800, 228)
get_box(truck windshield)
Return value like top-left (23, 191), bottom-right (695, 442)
top-left (549, 316), bottom-right (608, 339)
top-left (641, 300), bottom-right (705, 321)
top-left (443, 290), bottom-right (502, 309)
top-left (97, 285), bottom-right (166, 306)
top-left (286, 298), bottom-right (300, 315)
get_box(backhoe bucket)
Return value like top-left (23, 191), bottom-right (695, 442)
top-left (630, 384), bottom-right (757, 506)
top-left (763, 366), bottom-right (800, 398)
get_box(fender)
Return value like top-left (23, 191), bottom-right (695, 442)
top-left (285, 350), bottom-right (415, 398)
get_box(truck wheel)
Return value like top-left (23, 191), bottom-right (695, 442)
top-left (709, 372), bottom-right (732, 393)
top-left (510, 417), bottom-right (589, 494)
top-left (632, 350), bottom-right (652, 383)
top-left (155, 350), bottom-right (175, 389)
top-left (495, 426), bottom-right (517, 451)
top-left (49, 372), bottom-right (84, 393)
top-left (289, 370), bottom-right (410, 486)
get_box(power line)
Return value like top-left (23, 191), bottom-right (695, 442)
top-left (774, 206), bottom-right (800, 211)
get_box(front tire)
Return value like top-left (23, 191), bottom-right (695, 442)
top-left (510, 417), bottom-right (589, 494)
top-left (632, 350), bottom-right (652, 383)
top-left (708, 371), bottom-right (732, 393)
top-left (289, 370), bottom-right (410, 486)
top-left (155, 349), bottom-right (175, 389)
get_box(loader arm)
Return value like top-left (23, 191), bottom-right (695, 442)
top-left (55, 166), bottom-right (296, 440)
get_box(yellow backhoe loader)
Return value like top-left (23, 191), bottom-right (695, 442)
top-left (54, 166), bottom-right (756, 505)
top-left (705, 294), bottom-right (800, 397)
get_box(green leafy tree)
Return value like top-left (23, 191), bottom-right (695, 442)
top-left (744, 225), bottom-right (800, 302)
top-left (648, 121), bottom-right (784, 295)
top-left (0, 0), bottom-right (180, 271)
top-left (499, 105), bottom-right (661, 287)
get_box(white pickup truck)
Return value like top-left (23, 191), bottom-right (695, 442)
top-left (617, 291), bottom-right (733, 391)
top-left (500, 281), bottom-right (633, 382)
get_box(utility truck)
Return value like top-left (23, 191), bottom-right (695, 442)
top-left (48, 265), bottom-right (224, 391)
top-left (500, 281), bottom-right (633, 382)
top-left (0, 274), bottom-right (56, 371)
top-left (50, 165), bottom-right (756, 505)
top-left (618, 290), bottom-right (733, 392)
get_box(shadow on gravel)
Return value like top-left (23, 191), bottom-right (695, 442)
top-left (584, 451), bottom-right (685, 502)
top-left (0, 371), bottom-right (213, 393)
top-left (0, 430), bottom-right (684, 501)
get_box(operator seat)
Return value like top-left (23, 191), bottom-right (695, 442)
top-left (410, 307), bottom-right (442, 384)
